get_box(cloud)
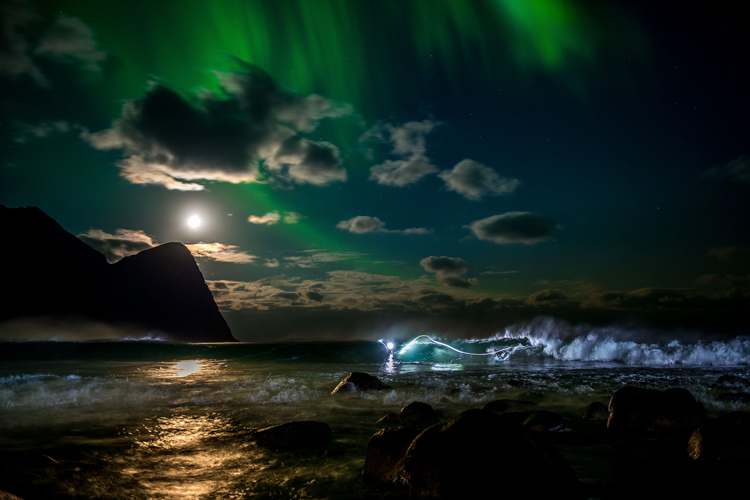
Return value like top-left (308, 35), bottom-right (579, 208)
top-left (283, 251), bottom-right (367, 268)
top-left (83, 62), bottom-right (351, 190)
top-left (707, 246), bottom-right (750, 262)
top-left (527, 289), bottom-right (568, 303)
top-left (465, 212), bottom-right (557, 245)
top-left (363, 120), bottom-right (440, 186)
top-left (248, 212), bottom-right (281, 225)
top-left (0, 1), bottom-right (106, 87)
top-left (264, 258), bottom-right (280, 267)
top-left (702, 155), bottom-right (750, 184)
top-left (248, 211), bottom-right (305, 225)
top-left (362, 120), bottom-right (439, 156)
top-left (369, 154), bottom-right (438, 187)
top-left (439, 159), bottom-right (520, 200)
top-left (697, 274), bottom-right (750, 288)
top-left (13, 120), bottom-right (80, 143)
top-left (336, 216), bottom-right (431, 235)
top-left (420, 255), bottom-right (477, 288)
top-left (185, 243), bottom-right (257, 264)
top-left (34, 14), bottom-right (106, 73)
top-left (77, 228), bottom-right (156, 263)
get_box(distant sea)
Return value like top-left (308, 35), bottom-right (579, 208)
top-left (1, 321), bottom-right (749, 499)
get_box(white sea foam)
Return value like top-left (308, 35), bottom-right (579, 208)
top-left (496, 317), bottom-right (750, 365)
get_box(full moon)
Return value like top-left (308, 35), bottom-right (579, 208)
top-left (187, 215), bottom-right (201, 228)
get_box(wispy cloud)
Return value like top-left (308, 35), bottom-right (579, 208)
top-left (248, 211), bottom-right (305, 225)
top-left (336, 215), bottom-right (431, 235)
top-left (185, 243), bottom-right (257, 264)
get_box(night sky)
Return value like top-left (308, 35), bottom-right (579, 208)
top-left (2, 0), bottom-right (748, 341)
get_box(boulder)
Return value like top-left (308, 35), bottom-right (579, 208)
top-left (522, 410), bottom-right (566, 432)
top-left (376, 413), bottom-right (402, 426)
top-left (252, 421), bottom-right (331, 449)
top-left (481, 399), bottom-right (537, 413)
top-left (580, 402), bottom-right (609, 421)
top-left (363, 427), bottom-right (422, 487)
top-left (331, 372), bottom-right (391, 394)
top-left (403, 409), bottom-right (580, 499)
top-left (607, 386), bottom-right (705, 435)
top-left (688, 411), bottom-right (750, 463)
top-left (399, 401), bottom-right (439, 428)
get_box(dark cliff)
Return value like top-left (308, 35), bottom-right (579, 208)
top-left (0, 205), bottom-right (236, 342)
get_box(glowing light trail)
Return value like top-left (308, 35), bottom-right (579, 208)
top-left (380, 335), bottom-right (524, 361)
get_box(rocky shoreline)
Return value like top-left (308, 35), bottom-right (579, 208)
top-left (254, 371), bottom-right (750, 499)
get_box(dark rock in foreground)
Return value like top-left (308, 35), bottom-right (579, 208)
top-left (404, 409), bottom-right (580, 499)
top-left (0, 205), bottom-right (236, 342)
top-left (363, 427), bottom-right (422, 487)
top-left (331, 372), bottom-right (391, 394)
top-left (580, 402), bottom-right (609, 421)
top-left (399, 401), bottom-right (439, 428)
top-left (688, 411), bottom-right (750, 463)
top-left (252, 421), bottom-right (332, 449)
top-left (607, 386), bottom-right (705, 435)
top-left (481, 398), bottom-right (537, 413)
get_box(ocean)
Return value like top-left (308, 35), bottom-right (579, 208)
top-left (1, 321), bottom-right (749, 499)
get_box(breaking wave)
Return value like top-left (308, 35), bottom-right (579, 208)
top-left (492, 317), bottom-right (750, 366)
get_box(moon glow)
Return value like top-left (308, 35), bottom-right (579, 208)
top-left (187, 215), bottom-right (201, 228)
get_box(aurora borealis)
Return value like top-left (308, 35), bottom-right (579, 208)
top-left (2, 0), bottom-right (749, 341)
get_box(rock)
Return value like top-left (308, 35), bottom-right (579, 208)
top-left (522, 410), bottom-right (566, 432)
top-left (363, 427), bottom-right (422, 487)
top-left (252, 421), bottom-right (332, 449)
top-left (376, 413), bottom-right (402, 426)
top-left (607, 386), bottom-right (705, 435)
top-left (580, 402), bottom-right (609, 421)
top-left (403, 409), bottom-right (580, 499)
top-left (481, 399), bottom-right (537, 413)
top-left (0, 205), bottom-right (236, 342)
top-left (688, 411), bottom-right (750, 463)
top-left (399, 402), bottom-right (439, 428)
top-left (331, 372), bottom-right (392, 394)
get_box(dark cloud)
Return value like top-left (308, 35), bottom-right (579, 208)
top-left (363, 120), bottom-right (440, 187)
top-left (304, 291), bottom-right (324, 302)
top-left (438, 275), bottom-right (479, 289)
top-left (420, 256), bottom-right (469, 275)
top-left (528, 289), bottom-right (568, 303)
top-left (0, 1), bottom-right (106, 87)
top-left (83, 63), bottom-right (351, 190)
top-left (439, 159), bottom-right (520, 200)
top-left (707, 246), bottom-right (750, 263)
top-left (77, 228), bottom-right (156, 263)
top-left (466, 212), bottom-right (557, 245)
top-left (336, 215), bottom-right (431, 235)
top-left (273, 292), bottom-right (300, 301)
top-left (697, 274), bottom-right (750, 288)
top-left (702, 155), bottom-right (750, 184)
top-left (420, 256), bottom-right (477, 288)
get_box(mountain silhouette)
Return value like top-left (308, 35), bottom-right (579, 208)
top-left (0, 205), bottom-right (236, 342)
